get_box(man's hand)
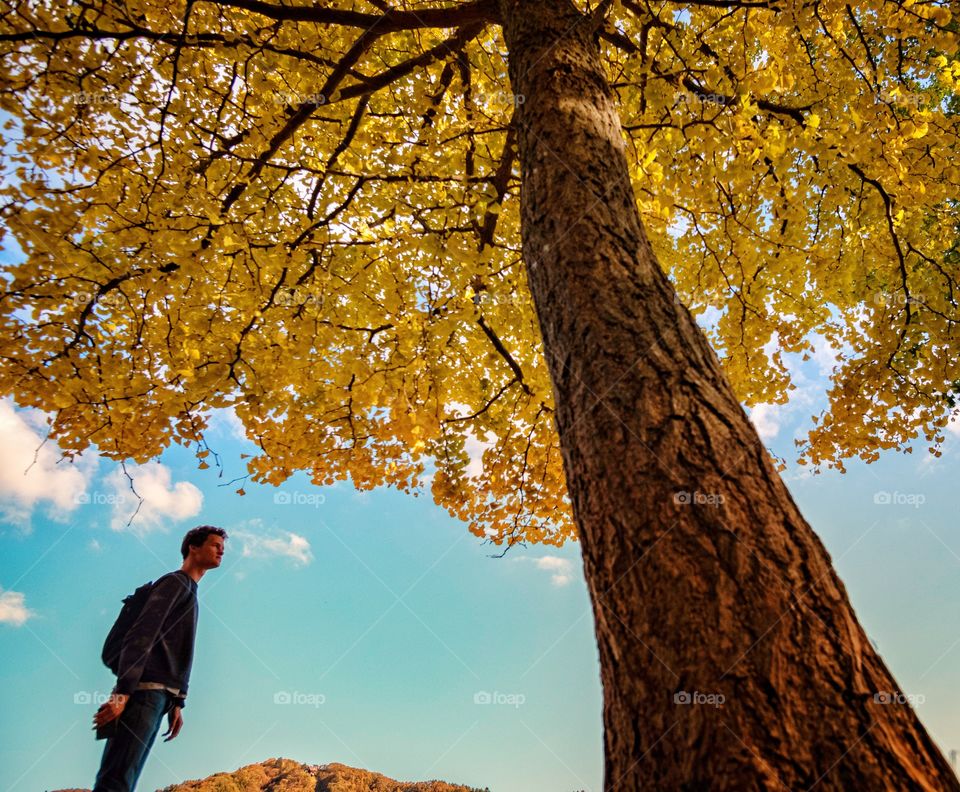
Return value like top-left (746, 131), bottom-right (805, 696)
top-left (162, 706), bottom-right (183, 741)
top-left (92, 693), bottom-right (129, 729)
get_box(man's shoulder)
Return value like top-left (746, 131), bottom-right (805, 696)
top-left (152, 571), bottom-right (197, 599)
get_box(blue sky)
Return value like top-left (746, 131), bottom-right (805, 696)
top-left (2, 339), bottom-right (960, 792)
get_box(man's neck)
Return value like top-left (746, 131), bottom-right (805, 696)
top-left (179, 561), bottom-right (205, 583)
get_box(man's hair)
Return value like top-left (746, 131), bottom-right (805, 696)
top-left (181, 525), bottom-right (228, 559)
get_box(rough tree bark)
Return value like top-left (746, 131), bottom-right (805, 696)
top-left (496, 0), bottom-right (960, 788)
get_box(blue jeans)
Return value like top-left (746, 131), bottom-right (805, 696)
top-left (93, 689), bottom-right (175, 792)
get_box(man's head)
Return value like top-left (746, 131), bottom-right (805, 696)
top-left (181, 525), bottom-right (227, 569)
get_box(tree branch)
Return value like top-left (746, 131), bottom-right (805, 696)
top-left (476, 315), bottom-right (532, 396)
top-left (210, 0), bottom-right (498, 30)
top-left (335, 22), bottom-right (486, 103)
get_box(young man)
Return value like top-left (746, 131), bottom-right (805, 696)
top-left (91, 525), bottom-right (227, 792)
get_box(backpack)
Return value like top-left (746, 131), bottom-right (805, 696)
top-left (101, 577), bottom-right (162, 675)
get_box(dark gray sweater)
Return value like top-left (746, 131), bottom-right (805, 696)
top-left (115, 571), bottom-right (198, 708)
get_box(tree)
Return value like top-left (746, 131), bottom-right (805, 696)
top-left (1, 0), bottom-right (959, 787)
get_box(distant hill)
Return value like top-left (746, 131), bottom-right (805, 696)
top-left (51, 756), bottom-right (489, 792)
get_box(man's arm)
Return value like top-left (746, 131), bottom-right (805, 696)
top-left (114, 574), bottom-right (186, 697)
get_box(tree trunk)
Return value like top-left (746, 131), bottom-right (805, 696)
top-left (496, 0), bottom-right (960, 788)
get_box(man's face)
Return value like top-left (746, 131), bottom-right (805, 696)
top-left (194, 534), bottom-right (225, 569)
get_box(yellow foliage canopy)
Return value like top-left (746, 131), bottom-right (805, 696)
top-left (0, 0), bottom-right (958, 546)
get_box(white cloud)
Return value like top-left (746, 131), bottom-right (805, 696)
top-left (105, 462), bottom-right (202, 533)
top-left (209, 406), bottom-right (248, 441)
top-left (254, 533), bottom-right (312, 565)
top-left (749, 403), bottom-right (782, 442)
top-left (0, 399), bottom-right (96, 528)
top-left (0, 588), bottom-right (34, 626)
top-left (463, 430), bottom-right (491, 479)
top-left (809, 334), bottom-right (842, 376)
top-left (447, 402), bottom-right (493, 479)
top-left (232, 520), bottom-right (313, 566)
top-left (520, 555), bottom-right (574, 587)
top-left (742, 330), bottom-right (849, 450)
top-left (762, 332), bottom-right (781, 363)
top-left (947, 412), bottom-right (960, 439)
